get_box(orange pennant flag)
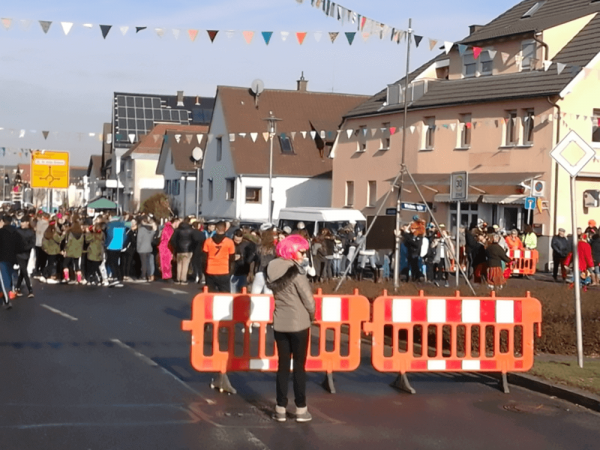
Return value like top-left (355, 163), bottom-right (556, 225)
top-left (188, 29), bottom-right (198, 41)
top-left (296, 32), bottom-right (307, 45)
top-left (243, 31), bottom-right (254, 44)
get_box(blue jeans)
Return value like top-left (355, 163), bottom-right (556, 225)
top-left (0, 261), bottom-right (15, 302)
top-left (230, 274), bottom-right (248, 293)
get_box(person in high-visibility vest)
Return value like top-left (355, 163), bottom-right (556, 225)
top-left (522, 224), bottom-right (537, 250)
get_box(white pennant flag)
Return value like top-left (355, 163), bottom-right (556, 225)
top-left (172, 28), bottom-right (180, 39)
top-left (557, 63), bottom-right (566, 75)
top-left (128, 133), bottom-right (136, 143)
top-left (487, 50), bottom-right (497, 60)
top-left (443, 41), bottom-right (454, 54)
top-left (370, 128), bottom-right (377, 137)
top-left (120, 26), bottom-right (129, 36)
top-left (19, 129), bottom-right (25, 138)
top-left (301, 131), bottom-right (307, 139)
top-left (263, 132), bottom-right (269, 142)
top-left (290, 131), bottom-right (296, 140)
top-left (60, 22), bottom-right (73, 35)
top-left (196, 133), bottom-right (203, 144)
top-left (239, 132), bottom-right (246, 138)
top-left (346, 129), bottom-right (353, 139)
top-left (320, 130), bottom-right (326, 139)
top-left (225, 30), bottom-right (235, 39)
top-left (281, 31), bottom-right (290, 41)
top-left (409, 126), bottom-right (415, 134)
top-left (250, 132), bottom-right (258, 142)
top-left (20, 19), bottom-right (32, 30)
top-left (310, 131), bottom-right (316, 139)
top-left (314, 31), bottom-right (322, 42)
top-left (450, 123), bottom-right (456, 131)
top-left (82, 23), bottom-right (93, 30)
top-left (501, 52), bottom-right (509, 64)
top-left (229, 133), bottom-right (235, 142)
top-left (186, 134), bottom-right (193, 144)
top-left (543, 60), bottom-right (552, 71)
top-left (175, 134), bottom-right (181, 143)
top-left (155, 28), bottom-right (165, 38)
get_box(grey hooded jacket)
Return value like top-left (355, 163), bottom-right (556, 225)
top-left (266, 258), bottom-right (315, 333)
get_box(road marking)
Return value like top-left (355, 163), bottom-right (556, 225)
top-left (162, 288), bottom-right (188, 295)
top-left (244, 429), bottom-right (271, 449)
top-left (111, 338), bottom-right (215, 405)
top-left (40, 304), bottom-right (78, 321)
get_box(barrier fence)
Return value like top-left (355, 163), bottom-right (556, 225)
top-left (508, 249), bottom-right (539, 276)
top-left (182, 288), bottom-right (542, 395)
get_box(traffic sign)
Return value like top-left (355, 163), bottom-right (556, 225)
top-left (550, 130), bottom-right (596, 177)
top-left (31, 151), bottom-right (70, 189)
top-left (400, 202), bottom-right (427, 213)
top-left (450, 171), bottom-right (468, 201)
top-left (386, 208), bottom-right (397, 216)
top-left (532, 180), bottom-right (545, 197)
top-left (524, 197), bottom-right (536, 210)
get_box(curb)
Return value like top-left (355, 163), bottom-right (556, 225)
top-left (496, 372), bottom-right (600, 413)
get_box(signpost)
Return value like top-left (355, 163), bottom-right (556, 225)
top-left (451, 172), bottom-right (468, 287)
top-left (400, 202), bottom-right (427, 213)
top-left (550, 130), bottom-right (596, 368)
top-left (30, 151), bottom-right (70, 189)
top-left (524, 196), bottom-right (536, 225)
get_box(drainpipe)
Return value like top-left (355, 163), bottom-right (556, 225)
top-left (533, 32), bottom-right (549, 64)
top-left (547, 96), bottom-right (561, 236)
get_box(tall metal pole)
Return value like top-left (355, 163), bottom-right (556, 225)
top-left (456, 201), bottom-right (461, 287)
top-left (570, 175), bottom-right (584, 368)
top-left (394, 18), bottom-right (413, 290)
top-left (195, 166), bottom-right (200, 218)
top-left (263, 112), bottom-right (281, 225)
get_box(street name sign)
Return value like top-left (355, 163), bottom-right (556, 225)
top-left (400, 202), bottom-right (427, 213)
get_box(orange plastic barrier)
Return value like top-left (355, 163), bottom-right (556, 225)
top-left (182, 287), bottom-right (370, 393)
top-left (508, 249), bottom-right (539, 275)
top-left (363, 290), bottom-right (542, 393)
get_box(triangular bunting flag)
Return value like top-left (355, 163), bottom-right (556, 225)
top-left (296, 32), bottom-right (307, 45)
top-left (361, 32), bottom-right (370, 42)
top-left (414, 35), bottom-right (423, 47)
top-left (543, 60), bottom-right (552, 71)
top-left (262, 132), bottom-right (269, 142)
top-left (152, 135), bottom-right (160, 143)
top-left (501, 52), bottom-right (509, 64)
top-left (428, 38), bottom-right (438, 51)
top-left (409, 126), bottom-right (415, 134)
top-left (243, 31), bottom-right (254, 44)
top-left (120, 26), bottom-right (129, 36)
top-left (390, 127), bottom-right (397, 135)
top-left (207, 30), bottom-right (218, 42)
top-left (314, 31), bottom-right (322, 42)
top-left (135, 26), bottom-right (147, 33)
top-left (345, 32), bottom-right (356, 45)
top-left (473, 47), bottom-right (482, 59)
top-left (291, 132), bottom-right (296, 140)
top-left (39, 21), bottom-right (52, 34)
top-left (557, 63), bottom-right (566, 75)
top-left (370, 128), bottom-right (377, 137)
top-left (239, 133), bottom-right (246, 138)
top-left (188, 29), bottom-right (199, 41)
top-left (155, 28), bottom-right (165, 38)
top-left (229, 133), bottom-right (235, 142)
top-left (196, 134), bottom-right (203, 144)
top-left (310, 131), bottom-right (317, 139)
top-left (1, 18), bottom-right (12, 30)
top-left (346, 129), bottom-right (353, 139)
top-left (174, 134), bottom-right (181, 143)
top-left (281, 31), bottom-right (290, 41)
top-left (301, 131), bottom-right (307, 139)
top-left (225, 30), bottom-right (235, 39)
top-left (329, 31), bottom-right (339, 43)
top-left (20, 19), bottom-right (32, 31)
top-left (249, 132), bottom-right (257, 142)
top-left (185, 134), bottom-right (193, 144)
top-left (583, 68), bottom-right (592, 78)
top-left (60, 22), bottom-right (73, 35)
top-left (100, 25), bottom-right (112, 39)
top-left (172, 28), bottom-right (180, 39)
top-left (457, 44), bottom-right (467, 56)
top-left (443, 41), bottom-right (453, 54)
top-left (450, 123), bottom-right (456, 131)
top-left (570, 65), bottom-right (581, 76)
top-left (128, 134), bottom-right (136, 143)
top-left (262, 31), bottom-right (273, 45)
top-left (488, 50), bottom-right (497, 60)
top-left (42, 131), bottom-right (49, 140)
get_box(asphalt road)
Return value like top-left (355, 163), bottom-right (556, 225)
top-left (1, 280), bottom-right (600, 450)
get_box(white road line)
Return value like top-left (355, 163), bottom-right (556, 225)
top-left (244, 429), bottom-right (271, 450)
top-left (110, 339), bottom-right (158, 367)
top-left (162, 288), bottom-right (188, 295)
top-left (40, 304), bottom-right (78, 321)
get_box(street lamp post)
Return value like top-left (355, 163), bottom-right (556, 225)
top-left (263, 111), bottom-right (282, 225)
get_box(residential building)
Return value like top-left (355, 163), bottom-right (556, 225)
top-left (86, 155), bottom-right (103, 200)
top-left (156, 126), bottom-right (209, 217)
top-left (331, 0), bottom-right (600, 268)
top-left (201, 81), bottom-right (369, 222)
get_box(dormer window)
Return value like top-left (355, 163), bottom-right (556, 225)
top-left (522, 1), bottom-right (545, 18)
top-left (462, 50), bottom-right (493, 78)
top-left (521, 40), bottom-right (537, 70)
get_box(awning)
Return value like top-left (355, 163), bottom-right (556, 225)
top-left (481, 195), bottom-right (526, 205)
top-left (433, 194), bottom-right (482, 203)
top-left (87, 197), bottom-right (117, 210)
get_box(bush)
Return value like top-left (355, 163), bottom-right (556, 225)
top-left (140, 193), bottom-right (172, 220)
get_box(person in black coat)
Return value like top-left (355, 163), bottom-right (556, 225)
top-left (15, 214), bottom-right (36, 297)
top-left (402, 224), bottom-right (424, 282)
top-left (465, 226), bottom-right (478, 279)
top-left (170, 218), bottom-right (195, 284)
top-left (0, 214), bottom-right (22, 308)
top-left (551, 228), bottom-right (570, 282)
top-left (231, 229), bottom-right (257, 293)
top-left (486, 234), bottom-right (511, 290)
top-left (190, 220), bottom-right (206, 285)
top-left (590, 232), bottom-right (600, 286)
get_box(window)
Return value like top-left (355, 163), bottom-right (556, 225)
top-left (172, 180), bottom-right (180, 196)
top-left (226, 178), bottom-right (235, 200)
top-left (522, 1), bottom-right (545, 18)
top-left (463, 50), bottom-right (493, 77)
top-left (345, 181), bottom-right (355, 207)
top-left (523, 109), bottom-right (535, 144)
top-left (463, 53), bottom-right (477, 78)
top-left (357, 126), bottom-right (367, 152)
top-left (279, 134), bottom-right (294, 154)
top-left (593, 109), bottom-right (600, 143)
top-left (367, 181), bottom-right (377, 207)
top-left (208, 179), bottom-right (213, 201)
top-left (165, 180), bottom-right (171, 195)
top-left (521, 41), bottom-right (536, 70)
top-left (423, 117), bottom-right (435, 150)
top-left (460, 114), bottom-right (472, 148)
top-left (480, 51), bottom-right (493, 75)
top-left (245, 187), bottom-right (261, 203)
top-left (216, 137), bottom-right (222, 161)
top-left (381, 122), bottom-right (391, 150)
top-left (505, 111), bottom-right (518, 145)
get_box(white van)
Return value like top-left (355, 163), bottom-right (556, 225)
top-left (277, 207), bottom-right (366, 236)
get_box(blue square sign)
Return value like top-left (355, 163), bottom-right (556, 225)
top-left (524, 197), bottom-right (536, 210)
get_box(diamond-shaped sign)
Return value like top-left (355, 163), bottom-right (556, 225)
top-left (550, 130), bottom-right (597, 177)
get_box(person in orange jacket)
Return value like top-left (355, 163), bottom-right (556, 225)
top-left (505, 229), bottom-right (524, 251)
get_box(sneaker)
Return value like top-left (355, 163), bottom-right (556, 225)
top-left (2, 301), bottom-right (13, 310)
top-left (102, 281), bottom-right (109, 287)
top-left (39, 276), bottom-right (47, 283)
top-left (15, 289), bottom-right (23, 297)
top-left (80, 279), bottom-right (88, 285)
top-left (487, 284), bottom-right (494, 290)
top-left (61, 279), bottom-right (68, 284)
top-left (444, 281), bottom-right (450, 288)
top-left (123, 276), bottom-right (132, 282)
top-left (115, 282), bottom-right (124, 288)
top-left (46, 278), bottom-right (59, 285)
top-left (68, 280), bottom-right (77, 285)
top-left (433, 281), bottom-right (439, 287)
top-left (28, 292), bottom-right (34, 298)
top-left (181, 281), bottom-right (189, 285)
top-left (295, 407), bottom-right (312, 423)
top-left (273, 406), bottom-right (287, 422)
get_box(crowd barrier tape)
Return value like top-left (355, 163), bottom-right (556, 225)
top-left (181, 287), bottom-right (370, 394)
top-left (362, 290), bottom-right (542, 393)
top-left (508, 249), bottom-right (539, 275)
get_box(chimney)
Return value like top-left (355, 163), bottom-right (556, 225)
top-left (297, 72), bottom-right (308, 92)
top-left (469, 25), bottom-right (484, 35)
top-left (177, 90), bottom-right (184, 106)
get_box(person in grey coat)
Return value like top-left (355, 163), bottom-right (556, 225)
top-left (136, 215), bottom-right (157, 281)
top-left (266, 234), bottom-right (315, 423)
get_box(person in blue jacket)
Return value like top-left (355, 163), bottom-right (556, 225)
top-left (105, 215), bottom-right (129, 287)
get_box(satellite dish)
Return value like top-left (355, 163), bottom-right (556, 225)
top-left (192, 147), bottom-right (203, 161)
top-left (251, 79), bottom-right (265, 96)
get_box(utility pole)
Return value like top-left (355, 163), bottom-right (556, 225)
top-left (263, 111), bottom-right (282, 224)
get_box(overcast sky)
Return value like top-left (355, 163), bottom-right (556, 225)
top-left (0, 0), bottom-right (518, 166)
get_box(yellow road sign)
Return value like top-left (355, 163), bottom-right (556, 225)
top-left (30, 151), bottom-right (70, 189)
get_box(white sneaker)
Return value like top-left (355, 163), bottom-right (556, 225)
top-left (39, 276), bottom-right (47, 283)
top-left (46, 278), bottom-right (59, 284)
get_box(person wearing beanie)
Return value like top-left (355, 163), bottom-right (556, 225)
top-left (585, 219), bottom-right (598, 238)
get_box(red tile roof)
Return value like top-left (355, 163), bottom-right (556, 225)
top-left (122, 123), bottom-right (208, 158)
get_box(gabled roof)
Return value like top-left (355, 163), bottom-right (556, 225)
top-left (157, 127), bottom-right (209, 174)
top-left (122, 123), bottom-right (206, 159)
top-left (87, 155), bottom-right (102, 178)
top-left (217, 86), bottom-right (369, 177)
top-left (345, 5), bottom-right (600, 119)
top-left (461, 0), bottom-right (600, 45)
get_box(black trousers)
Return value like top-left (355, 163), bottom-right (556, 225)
top-left (106, 250), bottom-right (122, 281)
top-left (35, 246), bottom-right (46, 274)
top-left (408, 256), bottom-right (422, 281)
top-left (16, 254), bottom-right (32, 293)
top-left (205, 274), bottom-right (230, 293)
top-left (274, 328), bottom-right (310, 408)
top-left (43, 254), bottom-right (58, 278)
top-left (87, 260), bottom-right (102, 283)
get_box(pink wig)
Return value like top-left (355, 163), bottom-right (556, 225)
top-left (276, 235), bottom-right (309, 260)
